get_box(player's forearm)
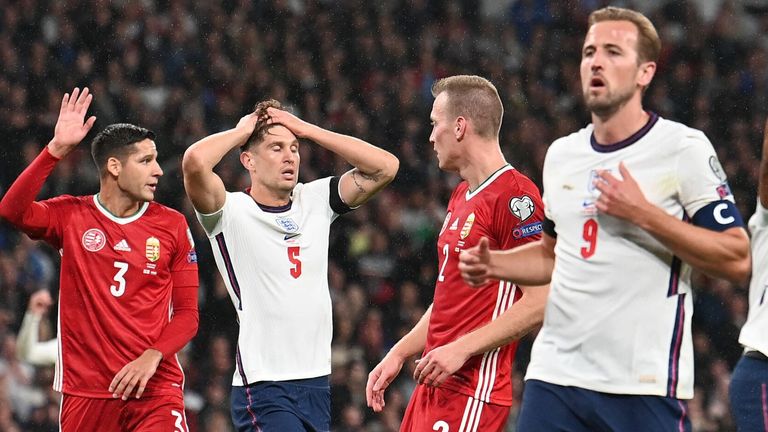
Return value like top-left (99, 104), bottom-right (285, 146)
top-left (303, 124), bottom-right (399, 182)
top-left (388, 305), bottom-right (431, 361)
top-left (489, 240), bottom-right (555, 285)
top-left (453, 285), bottom-right (548, 356)
top-left (16, 312), bottom-right (40, 362)
top-left (150, 285), bottom-right (199, 358)
top-left (183, 127), bottom-right (251, 174)
top-left (0, 148), bottom-right (57, 227)
top-left (638, 206), bottom-right (750, 283)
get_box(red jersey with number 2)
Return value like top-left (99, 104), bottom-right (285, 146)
top-left (426, 165), bottom-right (544, 406)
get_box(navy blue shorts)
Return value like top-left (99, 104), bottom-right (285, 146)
top-left (231, 375), bottom-right (330, 432)
top-left (729, 354), bottom-right (768, 431)
top-left (517, 379), bottom-right (691, 432)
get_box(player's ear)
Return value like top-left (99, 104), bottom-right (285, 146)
top-left (637, 61), bottom-right (656, 88)
top-left (106, 156), bottom-right (121, 177)
top-left (239, 151), bottom-right (253, 170)
top-left (455, 116), bottom-right (467, 140)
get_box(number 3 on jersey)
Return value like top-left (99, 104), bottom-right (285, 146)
top-left (581, 219), bottom-right (598, 259)
top-left (288, 246), bottom-right (302, 278)
top-left (111, 261), bottom-right (128, 297)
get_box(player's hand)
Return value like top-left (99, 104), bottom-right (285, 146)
top-left (109, 349), bottom-right (163, 400)
top-left (413, 342), bottom-right (471, 387)
top-left (27, 290), bottom-right (53, 317)
top-left (366, 353), bottom-right (405, 413)
top-left (48, 87), bottom-right (97, 159)
top-left (265, 107), bottom-right (312, 138)
top-left (458, 237), bottom-right (492, 287)
top-left (593, 162), bottom-right (651, 224)
top-left (235, 111), bottom-right (259, 133)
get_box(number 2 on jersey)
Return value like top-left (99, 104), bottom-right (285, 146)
top-left (580, 219), bottom-right (598, 259)
top-left (438, 243), bottom-right (449, 282)
top-left (288, 246), bottom-right (302, 278)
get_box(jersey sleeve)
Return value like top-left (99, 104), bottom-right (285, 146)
top-left (493, 176), bottom-right (546, 250)
top-left (0, 147), bottom-right (68, 245)
top-left (195, 193), bottom-right (228, 237)
top-left (149, 215), bottom-right (199, 359)
top-left (749, 200), bottom-right (768, 234)
top-left (677, 134), bottom-right (745, 231)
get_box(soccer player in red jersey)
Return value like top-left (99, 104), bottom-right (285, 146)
top-left (0, 88), bottom-right (199, 431)
top-left (366, 76), bottom-right (549, 431)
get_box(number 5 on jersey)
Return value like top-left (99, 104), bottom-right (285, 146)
top-left (288, 246), bottom-right (302, 278)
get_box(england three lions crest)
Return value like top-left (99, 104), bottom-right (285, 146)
top-left (509, 196), bottom-right (535, 221)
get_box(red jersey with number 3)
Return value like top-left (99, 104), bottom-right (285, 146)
top-left (426, 165), bottom-right (544, 406)
top-left (31, 195), bottom-right (197, 398)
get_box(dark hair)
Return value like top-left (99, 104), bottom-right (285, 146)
top-left (241, 99), bottom-right (283, 152)
top-left (91, 123), bottom-right (155, 174)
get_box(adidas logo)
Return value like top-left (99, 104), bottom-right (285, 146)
top-left (113, 239), bottom-right (131, 252)
top-left (449, 217), bottom-right (459, 231)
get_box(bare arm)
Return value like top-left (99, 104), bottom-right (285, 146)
top-left (459, 234), bottom-right (557, 287)
top-left (266, 108), bottom-right (399, 207)
top-left (760, 118), bottom-right (768, 208)
top-left (182, 114), bottom-right (258, 213)
top-left (596, 163), bottom-right (750, 284)
top-left (413, 283), bottom-right (548, 386)
top-left (366, 305), bottom-right (431, 412)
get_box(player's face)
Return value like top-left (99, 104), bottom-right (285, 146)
top-left (117, 139), bottom-right (163, 202)
top-left (429, 93), bottom-right (459, 172)
top-left (581, 20), bottom-right (646, 116)
top-left (249, 125), bottom-right (300, 194)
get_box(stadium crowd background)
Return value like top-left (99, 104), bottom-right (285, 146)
top-left (0, 0), bottom-right (766, 430)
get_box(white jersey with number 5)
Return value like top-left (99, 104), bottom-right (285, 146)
top-left (739, 202), bottom-right (768, 356)
top-left (528, 113), bottom-right (743, 399)
top-left (197, 177), bottom-right (346, 385)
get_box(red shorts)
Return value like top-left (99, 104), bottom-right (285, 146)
top-left (60, 393), bottom-right (188, 432)
top-left (400, 384), bottom-right (510, 432)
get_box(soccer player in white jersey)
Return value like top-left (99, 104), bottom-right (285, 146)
top-left (729, 118), bottom-right (768, 431)
top-left (458, 7), bottom-right (750, 431)
top-left (182, 99), bottom-right (398, 432)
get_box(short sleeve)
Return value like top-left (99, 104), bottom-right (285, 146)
top-left (494, 176), bottom-right (545, 250)
top-left (677, 134), bottom-right (733, 216)
top-left (170, 216), bottom-right (199, 288)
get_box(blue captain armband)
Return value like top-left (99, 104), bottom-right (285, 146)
top-left (691, 200), bottom-right (745, 231)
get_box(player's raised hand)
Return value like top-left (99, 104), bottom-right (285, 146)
top-left (27, 290), bottom-right (53, 317)
top-left (366, 354), bottom-right (404, 413)
top-left (235, 111), bottom-right (259, 133)
top-left (458, 237), bottom-right (492, 287)
top-left (109, 349), bottom-right (162, 400)
top-left (413, 342), bottom-right (470, 387)
top-left (594, 162), bottom-right (651, 224)
top-left (48, 87), bottom-right (97, 159)
top-left (265, 107), bottom-right (312, 138)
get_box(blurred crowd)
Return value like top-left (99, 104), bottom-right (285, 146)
top-left (1, 0), bottom-right (767, 430)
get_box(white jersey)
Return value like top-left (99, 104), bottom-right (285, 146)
top-left (739, 201), bottom-right (768, 356)
top-left (528, 113), bottom-right (741, 399)
top-left (197, 177), bottom-right (347, 385)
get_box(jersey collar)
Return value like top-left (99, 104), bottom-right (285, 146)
top-left (93, 194), bottom-right (149, 224)
top-left (465, 164), bottom-right (514, 201)
top-left (590, 111), bottom-right (659, 153)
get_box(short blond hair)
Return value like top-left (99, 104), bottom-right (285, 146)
top-left (431, 75), bottom-right (503, 139)
top-left (588, 7), bottom-right (661, 63)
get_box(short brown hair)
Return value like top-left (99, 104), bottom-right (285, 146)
top-left (588, 7), bottom-right (661, 64)
top-left (241, 99), bottom-right (283, 152)
top-left (431, 75), bottom-right (503, 140)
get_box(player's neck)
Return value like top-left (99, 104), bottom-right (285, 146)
top-left (96, 188), bottom-right (143, 218)
top-left (249, 183), bottom-right (292, 207)
top-left (460, 141), bottom-right (508, 191)
top-left (591, 101), bottom-right (649, 145)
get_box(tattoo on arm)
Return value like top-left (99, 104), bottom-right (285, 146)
top-left (351, 169), bottom-right (382, 194)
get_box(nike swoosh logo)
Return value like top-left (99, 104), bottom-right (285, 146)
top-left (284, 232), bottom-right (301, 240)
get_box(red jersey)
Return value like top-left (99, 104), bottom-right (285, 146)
top-left (426, 165), bottom-right (544, 406)
top-left (0, 148), bottom-right (198, 399)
